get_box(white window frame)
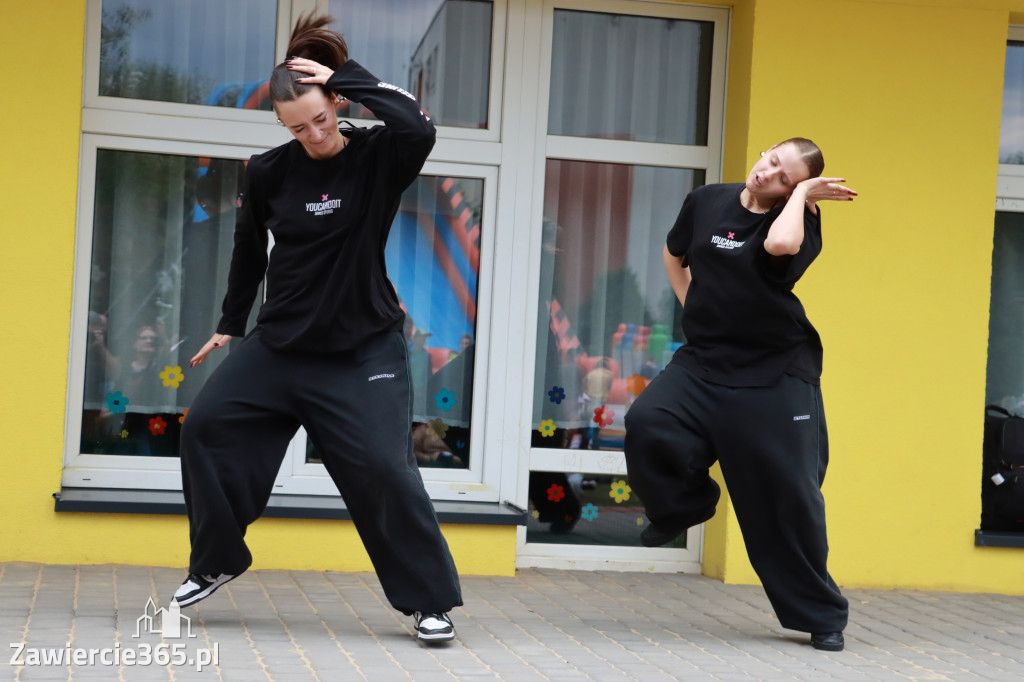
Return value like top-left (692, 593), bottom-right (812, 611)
top-left (64, 0), bottom-right (510, 503)
top-left (503, 0), bottom-right (729, 571)
top-left (1000, 27), bottom-right (1024, 211)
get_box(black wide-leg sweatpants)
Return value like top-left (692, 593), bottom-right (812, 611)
top-left (180, 329), bottom-right (462, 615)
top-left (623, 363), bottom-right (848, 634)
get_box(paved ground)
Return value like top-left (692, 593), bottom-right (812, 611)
top-left (2, 562), bottom-right (1022, 681)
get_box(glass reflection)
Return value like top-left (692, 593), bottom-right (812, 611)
top-left (549, 10), bottom-right (713, 144)
top-left (99, 0), bottom-right (277, 109)
top-left (329, 0), bottom-right (492, 128)
top-left (1002, 41), bottom-right (1024, 163)
top-left (532, 161), bottom-right (702, 466)
top-left (81, 151), bottom-right (257, 456)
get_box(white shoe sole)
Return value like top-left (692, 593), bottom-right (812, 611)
top-left (173, 573), bottom-right (239, 607)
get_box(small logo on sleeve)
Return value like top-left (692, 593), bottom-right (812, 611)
top-left (368, 373), bottom-right (395, 382)
top-left (377, 81), bottom-right (416, 101)
top-left (306, 193), bottom-right (341, 216)
top-left (793, 415), bottom-right (811, 421)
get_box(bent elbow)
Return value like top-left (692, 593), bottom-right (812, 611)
top-left (763, 237), bottom-right (802, 257)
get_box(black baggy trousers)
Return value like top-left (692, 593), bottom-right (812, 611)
top-left (623, 363), bottom-right (848, 634)
top-left (180, 329), bottom-right (462, 615)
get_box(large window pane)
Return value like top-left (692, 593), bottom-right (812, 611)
top-left (985, 211), bottom-right (1024, 409)
top-left (307, 175), bottom-right (484, 470)
top-left (1001, 42), bottom-right (1024, 163)
top-left (532, 161), bottom-right (702, 457)
top-left (329, 0), bottom-right (493, 128)
top-left (548, 10), bottom-right (713, 144)
top-left (99, 0), bottom-right (278, 109)
top-left (81, 151), bottom-right (258, 456)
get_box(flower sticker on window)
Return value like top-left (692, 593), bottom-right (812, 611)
top-left (159, 365), bottom-right (185, 389)
top-left (547, 483), bottom-right (565, 502)
top-left (178, 408), bottom-right (189, 424)
top-left (580, 503), bottom-right (599, 521)
top-left (593, 405), bottom-right (614, 428)
top-left (531, 510), bottom-right (541, 519)
top-left (609, 479), bottom-right (631, 503)
top-left (627, 373), bottom-right (648, 397)
top-left (539, 419), bottom-right (556, 437)
top-left (548, 386), bottom-right (566, 404)
top-left (120, 429), bottom-right (129, 439)
top-left (428, 417), bottom-right (449, 439)
top-left (434, 388), bottom-right (456, 412)
top-left (104, 391), bottom-right (129, 414)
top-left (148, 417), bottom-right (167, 435)
top-left (636, 517), bottom-right (645, 526)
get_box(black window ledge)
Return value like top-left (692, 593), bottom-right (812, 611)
top-left (975, 529), bottom-right (1024, 548)
top-left (54, 488), bottom-right (526, 526)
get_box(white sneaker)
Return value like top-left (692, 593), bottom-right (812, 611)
top-left (172, 572), bottom-right (238, 607)
top-left (413, 612), bottom-right (455, 642)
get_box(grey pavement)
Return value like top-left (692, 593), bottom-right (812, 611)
top-left (1, 562), bottom-right (1022, 681)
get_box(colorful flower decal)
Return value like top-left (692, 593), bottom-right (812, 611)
top-left (428, 418), bottom-right (449, 439)
top-left (105, 391), bottom-right (129, 414)
top-left (539, 419), bottom-right (556, 437)
top-left (456, 440), bottom-right (465, 450)
top-left (593, 405), bottom-right (615, 428)
top-left (531, 510), bottom-right (541, 519)
top-left (159, 365), bottom-right (185, 389)
top-left (120, 429), bottom-right (129, 439)
top-left (627, 373), bottom-right (648, 397)
top-left (548, 386), bottom-right (565, 404)
top-left (434, 388), bottom-right (456, 412)
top-left (636, 517), bottom-right (645, 526)
top-left (609, 479), bottom-right (632, 503)
top-left (546, 483), bottom-right (565, 502)
top-left (148, 417), bottom-right (167, 435)
top-left (580, 503), bottom-right (599, 521)
top-left (178, 408), bottom-right (189, 424)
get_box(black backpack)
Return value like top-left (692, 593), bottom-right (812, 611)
top-left (981, 405), bottom-right (1024, 531)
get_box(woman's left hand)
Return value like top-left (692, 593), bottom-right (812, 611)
top-left (286, 56), bottom-right (334, 85)
top-left (799, 176), bottom-right (858, 204)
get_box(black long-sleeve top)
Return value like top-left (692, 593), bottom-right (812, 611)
top-left (216, 60), bottom-right (434, 352)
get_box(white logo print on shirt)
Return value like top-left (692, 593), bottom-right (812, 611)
top-left (711, 231), bottom-right (745, 250)
top-left (306, 193), bottom-right (341, 216)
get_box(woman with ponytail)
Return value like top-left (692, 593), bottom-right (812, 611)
top-left (173, 13), bottom-right (462, 643)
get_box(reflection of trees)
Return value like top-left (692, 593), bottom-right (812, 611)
top-left (574, 267), bottom-right (653, 357)
top-left (100, 6), bottom-right (208, 104)
top-left (1001, 151), bottom-right (1024, 164)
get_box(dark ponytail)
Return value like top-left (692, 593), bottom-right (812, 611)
top-left (268, 12), bottom-right (348, 105)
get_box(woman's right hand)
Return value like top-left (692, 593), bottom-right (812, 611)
top-left (190, 333), bottom-right (233, 367)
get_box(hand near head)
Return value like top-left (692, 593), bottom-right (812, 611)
top-left (800, 176), bottom-right (858, 204)
top-left (190, 333), bottom-right (233, 367)
top-left (287, 57), bottom-right (334, 85)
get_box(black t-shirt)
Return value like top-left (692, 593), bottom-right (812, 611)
top-left (216, 60), bottom-right (434, 352)
top-left (666, 183), bottom-right (823, 387)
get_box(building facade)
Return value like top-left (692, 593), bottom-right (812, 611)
top-left (2, 0), bottom-right (1023, 594)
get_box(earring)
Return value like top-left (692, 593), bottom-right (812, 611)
top-left (760, 151), bottom-right (765, 157)
top-left (275, 118), bottom-right (284, 126)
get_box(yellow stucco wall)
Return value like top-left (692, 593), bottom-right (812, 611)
top-left (2, 0), bottom-right (1023, 592)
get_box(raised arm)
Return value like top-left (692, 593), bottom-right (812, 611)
top-left (289, 57), bottom-right (435, 182)
top-left (764, 177), bottom-right (857, 256)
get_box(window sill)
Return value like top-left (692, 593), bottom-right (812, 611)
top-left (974, 529), bottom-right (1024, 548)
top-left (53, 488), bottom-right (526, 526)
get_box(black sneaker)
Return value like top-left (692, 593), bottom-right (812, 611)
top-left (640, 506), bottom-right (716, 547)
top-left (810, 631), bottom-right (845, 651)
top-left (172, 572), bottom-right (238, 607)
top-left (413, 612), bottom-right (455, 643)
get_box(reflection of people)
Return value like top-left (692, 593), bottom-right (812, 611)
top-left (84, 311), bottom-right (120, 404)
top-left (624, 138), bottom-right (857, 652)
top-left (174, 14), bottom-right (461, 644)
top-left (121, 325), bottom-right (163, 407)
